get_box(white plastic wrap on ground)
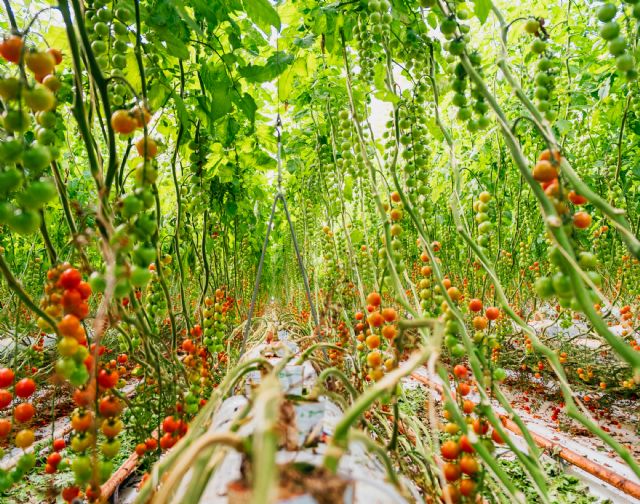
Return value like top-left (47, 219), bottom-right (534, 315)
top-left (170, 329), bottom-right (422, 504)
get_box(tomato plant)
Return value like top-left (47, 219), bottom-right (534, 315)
top-left (0, 0), bottom-right (640, 502)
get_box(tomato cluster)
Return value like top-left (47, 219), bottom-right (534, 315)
top-left (35, 264), bottom-right (126, 500)
top-left (180, 324), bottom-right (210, 416)
top-left (0, 368), bottom-right (37, 491)
top-left (159, 414), bottom-right (188, 451)
top-left (530, 151), bottom-right (602, 311)
top-left (356, 291), bottom-right (399, 381)
top-left (596, 3), bottom-right (638, 80)
top-left (473, 191), bottom-right (492, 256)
top-left (65, 361), bottom-right (125, 500)
top-left (84, 0), bottom-right (135, 103)
top-left (331, 320), bottom-right (350, 365)
top-left (38, 265), bottom-right (92, 386)
top-left (203, 288), bottom-right (231, 354)
top-left (438, 365), bottom-right (506, 503)
top-left (0, 34), bottom-right (64, 236)
top-left (523, 18), bottom-right (559, 122)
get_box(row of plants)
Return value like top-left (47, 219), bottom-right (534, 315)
top-left (0, 0), bottom-right (639, 502)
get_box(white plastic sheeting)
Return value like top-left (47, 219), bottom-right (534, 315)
top-left (171, 330), bottom-right (422, 504)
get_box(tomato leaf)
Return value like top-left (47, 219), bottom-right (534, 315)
top-left (473, 0), bottom-right (491, 24)
top-left (350, 229), bottom-right (363, 245)
top-left (157, 29), bottom-right (190, 60)
top-left (238, 51), bottom-right (294, 83)
top-left (233, 93), bottom-right (257, 126)
top-left (173, 3), bottom-right (203, 37)
top-left (242, 0), bottom-right (281, 33)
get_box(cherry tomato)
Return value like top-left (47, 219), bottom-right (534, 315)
top-left (25, 51), bottom-right (55, 76)
top-left (0, 389), bottom-right (13, 409)
top-left (0, 368), bottom-right (15, 388)
top-left (0, 418), bottom-right (11, 438)
top-left (440, 440), bottom-right (461, 459)
top-left (15, 378), bottom-right (36, 399)
top-left (97, 369), bottom-right (119, 389)
top-left (47, 47), bottom-right (63, 65)
top-left (15, 428), bottom-right (35, 448)
top-left (366, 292), bottom-right (382, 306)
top-left (14, 402), bottom-right (35, 423)
top-left (0, 36), bottom-right (23, 64)
top-left (111, 109), bottom-right (137, 134)
top-left (162, 415), bottom-right (179, 433)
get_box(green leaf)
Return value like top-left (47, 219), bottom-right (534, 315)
top-left (278, 57), bottom-right (310, 101)
top-left (286, 158), bottom-right (303, 174)
top-left (220, 116), bottom-right (240, 146)
top-left (173, 3), bottom-right (204, 36)
top-left (238, 51), bottom-right (294, 83)
top-left (170, 90), bottom-right (190, 128)
top-left (225, 200), bottom-right (238, 216)
top-left (233, 92), bottom-right (257, 125)
top-left (473, 0), bottom-right (491, 24)
top-left (211, 90), bottom-right (233, 121)
top-left (147, 83), bottom-right (169, 111)
top-left (373, 64), bottom-right (399, 104)
top-left (243, 0), bottom-right (281, 33)
top-left (350, 229), bottom-right (363, 245)
top-left (293, 34), bottom-right (316, 49)
top-left (426, 13), bottom-right (438, 29)
top-left (216, 163), bottom-right (234, 182)
top-left (156, 28), bottom-right (190, 59)
top-left (200, 63), bottom-right (234, 121)
top-left (555, 119), bottom-right (571, 136)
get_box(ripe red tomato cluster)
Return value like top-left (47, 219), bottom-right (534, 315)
top-left (159, 415), bottom-right (188, 451)
top-left (44, 438), bottom-right (65, 474)
top-left (0, 367), bottom-right (37, 446)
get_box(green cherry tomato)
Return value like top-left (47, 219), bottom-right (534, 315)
top-left (72, 455), bottom-right (92, 483)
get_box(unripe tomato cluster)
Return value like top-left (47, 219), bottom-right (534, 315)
top-left (84, 0), bottom-right (135, 102)
top-left (523, 18), bottom-right (559, 122)
top-left (385, 101), bottom-right (431, 205)
top-left (473, 191), bottom-right (492, 255)
top-left (366, 0), bottom-right (392, 36)
top-left (352, 18), bottom-right (376, 83)
top-left (0, 34), bottom-right (64, 235)
top-left (335, 109), bottom-right (365, 177)
top-left (203, 288), bottom-right (230, 354)
top-left (320, 225), bottom-right (341, 281)
top-left (180, 324), bottom-right (210, 416)
top-left (144, 264), bottom-right (168, 323)
top-left (441, 51), bottom-right (490, 132)
top-left (596, 3), bottom-right (638, 80)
